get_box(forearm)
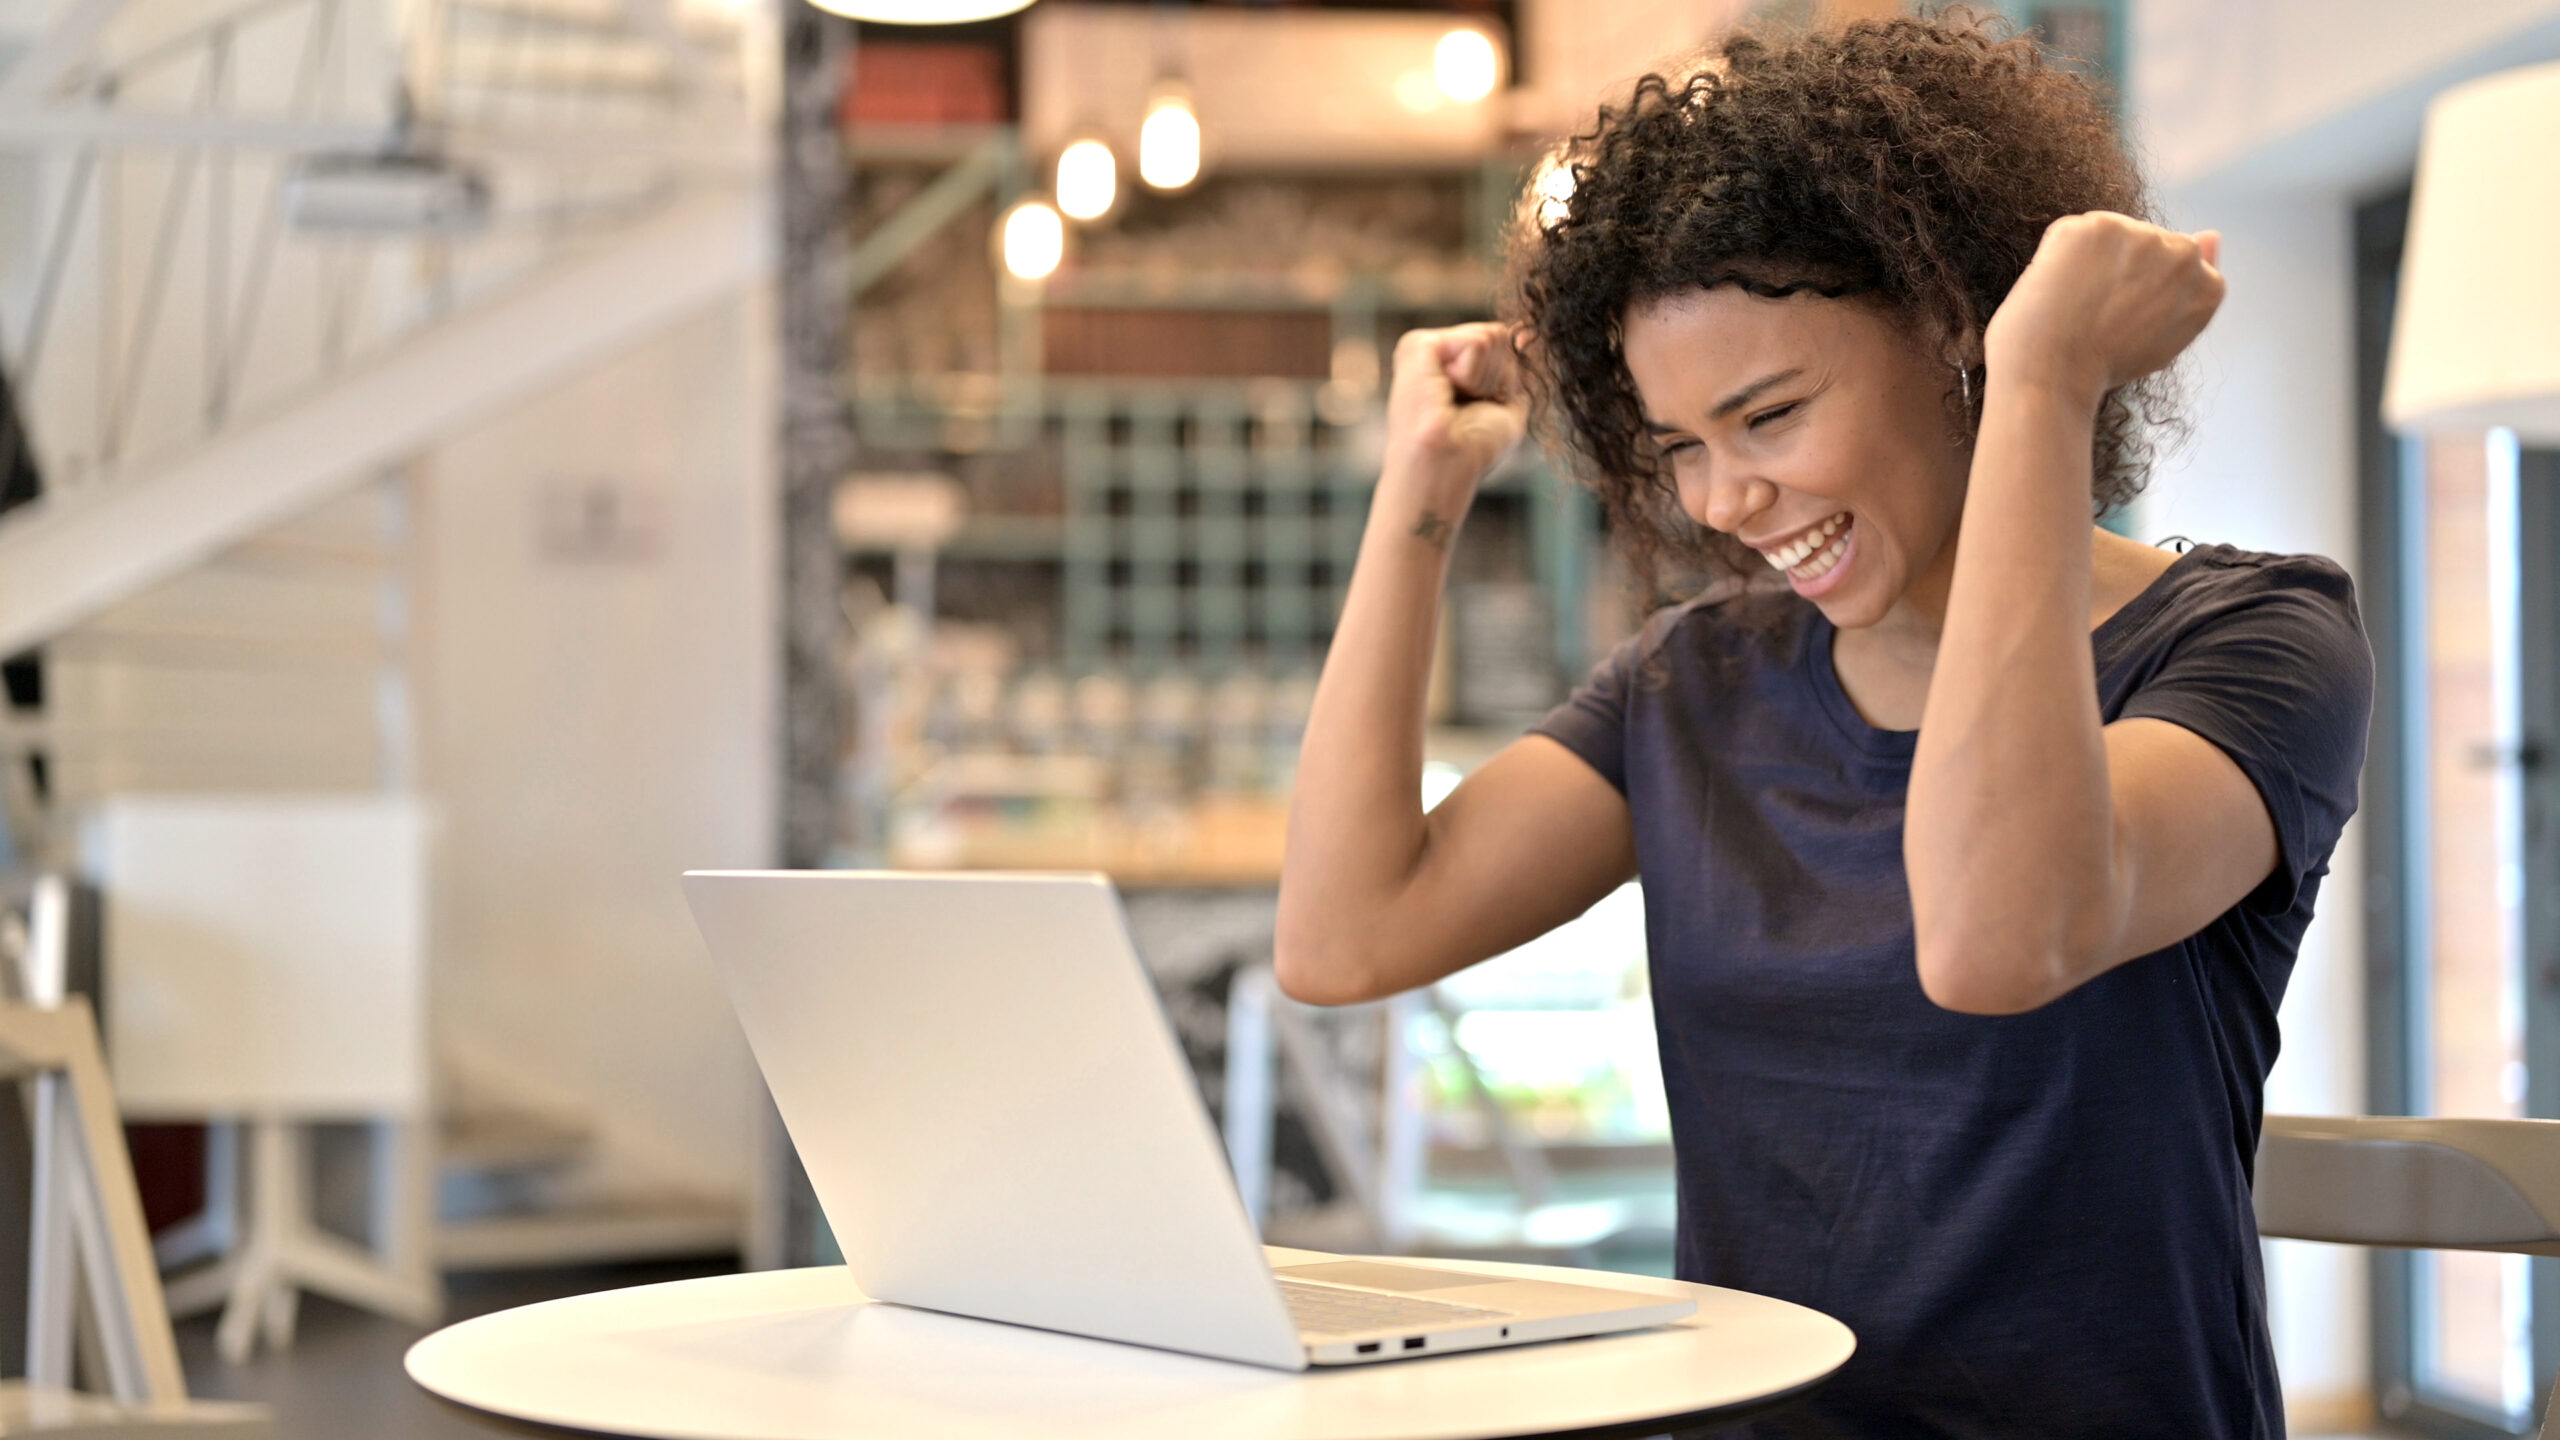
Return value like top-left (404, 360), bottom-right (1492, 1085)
top-left (1906, 376), bottom-right (2119, 1013)
top-left (1275, 461), bottom-right (1474, 1002)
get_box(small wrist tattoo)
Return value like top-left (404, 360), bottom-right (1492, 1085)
top-left (1411, 511), bottom-right (1453, 550)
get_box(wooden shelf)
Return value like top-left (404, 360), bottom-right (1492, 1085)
top-left (889, 795), bottom-right (1289, 889)
top-left (843, 513), bottom-right (1065, 560)
top-left (1043, 265), bottom-right (1495, 314)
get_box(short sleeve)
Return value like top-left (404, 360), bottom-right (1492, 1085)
top-left (2116, 558), bottom-right (2374, 912)
top-left (1532, 632), bottom-right (1640, 795)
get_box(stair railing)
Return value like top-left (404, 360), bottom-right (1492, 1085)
top-left (0, 0), bottom-right (761, 500)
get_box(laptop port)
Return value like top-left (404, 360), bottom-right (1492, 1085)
top-left (1355, 1342), bottom-right (1380, 1355)
top-left (1403, 1337), bottom-right (1426, 1351)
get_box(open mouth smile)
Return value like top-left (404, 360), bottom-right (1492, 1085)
top-left (1758, 512), bottom-right (1853, 582)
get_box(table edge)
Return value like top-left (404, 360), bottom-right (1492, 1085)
top-left (406, 1258), bottom-right (1856, 1440)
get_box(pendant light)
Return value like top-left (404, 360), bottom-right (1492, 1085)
top-left (804, 0), bottom-right (1035, 23)
top-left (1138, 83), bottom-right (1201, 191)
top-left (998, 199), bottom-right (1064, 282)
top-left (1433, 28), bottom-right (1501, 104)
top-left (1055, 138), bottom-right (1117, 221)
top-left (2384, 60), bottom-right (2560, 442)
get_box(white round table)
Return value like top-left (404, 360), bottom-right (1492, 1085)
top-left (406, 1253), bottom-right (1854, 1440)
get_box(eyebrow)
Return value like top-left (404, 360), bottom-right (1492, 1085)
top-left (1641, 367), bottom-right (1807, 434)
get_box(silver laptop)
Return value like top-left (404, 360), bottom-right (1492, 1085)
top-left (681, 869), bottom-right (1694, 1370)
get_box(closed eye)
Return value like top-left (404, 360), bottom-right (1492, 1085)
top-left (1746, 400), bottom-right (1805, 430)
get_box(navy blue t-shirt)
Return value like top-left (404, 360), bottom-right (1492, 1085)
top-left (1532, 544), bottom-right (2372, 1439)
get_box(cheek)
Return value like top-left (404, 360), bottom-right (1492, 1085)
top-left (1747, 429), bottom-right (1854, 505)
top-left (1665, 454), bottom-right (1714, 524)
top-left (1870, 462), bottom-right (1968, 565)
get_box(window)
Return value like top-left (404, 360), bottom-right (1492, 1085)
top-left (2361, 188), bottom-right (2560, 1436)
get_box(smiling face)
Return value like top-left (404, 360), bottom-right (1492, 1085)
top-left (1620, 286), bottom-right (1972, 631)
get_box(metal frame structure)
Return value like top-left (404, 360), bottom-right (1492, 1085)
top-left (845, 374), bottom-right (1592, 682)
top-left (0, 0), bottom-right (769, 865)
top-left (0, 0), bottom-right (752, 471)
top-left (1058, 383), bottom-right (1365, 676)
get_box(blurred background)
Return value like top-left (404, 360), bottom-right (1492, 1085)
top-left (0, 0), bottom-right (2554, 1434)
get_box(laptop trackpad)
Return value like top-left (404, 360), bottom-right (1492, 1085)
top-left (1278, 1260), bottom-right (1501, 1293)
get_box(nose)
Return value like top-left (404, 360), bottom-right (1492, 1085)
top-left (1686, 464), bottom-right (1777, 536)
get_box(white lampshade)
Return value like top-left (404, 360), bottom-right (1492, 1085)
top-left (2384, 60), bottom-right (2560, 444)
top-left (805, 0), bottom-right (1032, 21)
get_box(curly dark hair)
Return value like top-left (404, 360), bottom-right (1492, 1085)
top-left (1505, 9), bottom-right (2175, 599)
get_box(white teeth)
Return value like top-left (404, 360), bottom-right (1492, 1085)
top-left (1762, 513), bottom-right (1848, 571)
top-left (1789, 519), bottom-right (1852, 581)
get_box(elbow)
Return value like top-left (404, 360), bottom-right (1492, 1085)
top-left (1914, 928), bottom-right (2082, 1016)
top-left (1271, 925), bottom-right (1384, 1007)
top-left (1911, 880), bottom-right (2124, 1015)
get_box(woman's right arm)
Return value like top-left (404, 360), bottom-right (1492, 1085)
top-left (1274, 325), bottom-right (1638, 1006)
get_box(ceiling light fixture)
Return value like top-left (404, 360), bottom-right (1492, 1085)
top-left (999, 199), bottom-right (1064, 282)
top-left (1138, 85), bottom-right (1201, 191)
top-left (801, 0), bottom-right (1035, 22)
top-left (2385, 60), bottom-right (2560, 442)
top-left (1056, 138), bottom-right (1117, 221)
top-left (1434, 28), bottom-right (1500, 104)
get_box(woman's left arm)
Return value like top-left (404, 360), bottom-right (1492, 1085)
top-left (1905, 212), bottom-right (2257, 1015)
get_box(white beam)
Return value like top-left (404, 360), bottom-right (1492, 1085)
top-left (0, 0), bottom-right (134, 104)
top-left (0, 106), bottom-right (384, 149)
top-left (0, 181), bottom-right (771, 656)
top-left (619, 0), bottom-right (708, 100)
top-left (0, 107), bottom-right (764, 169)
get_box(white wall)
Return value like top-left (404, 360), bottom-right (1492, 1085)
top-left (2137, 0), bottom-right (2560, 192)
top-left (418, 285), bottom-right (777, 1205)
top-left (1509, 0), bottom-right (1753, 135)
top-left (2132, 0), bottom-right (2560, 1419)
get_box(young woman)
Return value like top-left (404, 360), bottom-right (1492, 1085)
top-left (1275, 14), bottom-right (2372, 1437)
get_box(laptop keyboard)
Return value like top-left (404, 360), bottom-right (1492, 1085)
top-left (1279, 1280), bottom-right (1514, 1337)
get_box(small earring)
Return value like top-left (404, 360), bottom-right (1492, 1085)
top-left (1957, 364), bottom-right (1973, 410)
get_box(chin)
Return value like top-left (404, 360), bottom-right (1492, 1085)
top-left (1810, 594), bottom-right (1885, 630)
top-left (1803, 570), bottom-right (1896, 630)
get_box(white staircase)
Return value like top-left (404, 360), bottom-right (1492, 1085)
top-left (0, 180), bottom-right (768, 657)
top-left (0, 0), bottom-right (773, 1293)
top-left (0, 0), bottom-right (773, 656)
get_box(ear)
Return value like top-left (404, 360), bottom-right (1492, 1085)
top-left (1929, 316), bottom-right (1986, 445)
top-left (1905, 306), bottom-right (1983, 382)
top-left (1939, 318), bottom-right (1986, 377)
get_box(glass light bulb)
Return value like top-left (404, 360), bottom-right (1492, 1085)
top-left (1000, 200), bottom-right (1064, 281)
top-left (1138, 94), bottom-right (1201, 191)
top-left (1434, 28), bottom-right (1500, 104)
top-left (1056, 139), bottom-right (1117, 221)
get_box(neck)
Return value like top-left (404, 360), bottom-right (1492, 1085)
top-left (1842, 524), bottom-right (2128, 675)
top-left (1874, 524), bottom-right (2139, 644)
top-left (1864, 532), bottom-right (1962, 665)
